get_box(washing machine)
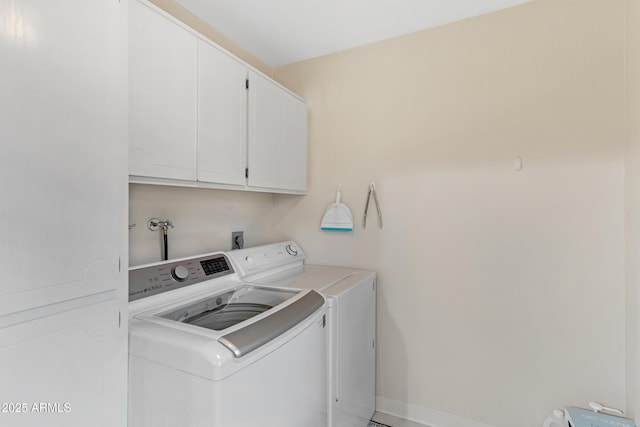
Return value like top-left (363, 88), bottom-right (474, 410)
top-left (128, 251), bottom-right (327, 427)
top-left (226, 241), bottom-right (377, 427)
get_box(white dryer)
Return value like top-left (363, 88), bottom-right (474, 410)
top-left (128, 251), bottom-right (327, 427)
top-left (226, 241), bottom-right (377, 427)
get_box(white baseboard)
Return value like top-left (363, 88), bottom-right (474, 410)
top-left (375, 396), bottom-right (496, 427)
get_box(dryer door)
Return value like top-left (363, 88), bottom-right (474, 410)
top-left (334, 277), bottom-right (376, 423)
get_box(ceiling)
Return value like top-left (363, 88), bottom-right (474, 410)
top-left (175, 0), bottom-right (533, 67)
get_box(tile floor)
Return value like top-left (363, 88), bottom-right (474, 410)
top-left (371, 411), bottom-right (430, 427)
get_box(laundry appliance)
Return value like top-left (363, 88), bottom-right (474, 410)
top-left (128, 251), bottom-right (327, 427)
top-left (226, 241), bottom-right (377, 427)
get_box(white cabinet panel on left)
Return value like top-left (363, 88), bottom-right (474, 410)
top-left (0, 0), bottom-right (127, 425)
top-left (0, 299), bottom-right (123, 427)
top-left (129, 0), bottom-right (198, 181)
top-left (0, 0), bottom-right (127, 315)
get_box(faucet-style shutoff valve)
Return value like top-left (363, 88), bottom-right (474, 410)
top-left (148, 218), bottom-right (173, 231)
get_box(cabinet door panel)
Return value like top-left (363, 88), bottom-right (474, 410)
top-left (0, 299), bottom-right (123, 427)
top-left (335, 278), bottom-right (376, 422)
top-left (197, 41), bottom-right (247, 185)
top-left (0, 1), bottom-right (127, 425)
top-left (129, 0), bottom-right (197, 181)
top-left (248, 71), bottom-right (307, 191)
top-left (0, 0), bottom-right (123, 315)
top-left (282, 95), bottom-right (308, 191)
top-left (248, 71), bottom-right (284, 189)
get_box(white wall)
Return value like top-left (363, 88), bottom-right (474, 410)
top-left (274, 1), bottom-right (626, 426)
top-left (128, 184), bottom-right (288, 266)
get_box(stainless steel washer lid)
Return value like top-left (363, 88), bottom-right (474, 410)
top-left (219, 290), bottom-right (324, 358)
top-left (129, 287), bottom-right (326, 380)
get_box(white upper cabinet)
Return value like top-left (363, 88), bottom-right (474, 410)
top-left (129, 0), bottom-right (198, 181)
top-left (248, 71), bottom-right (307, 192)
top-left (128, 0), bottom-right (307, 194)
top-left (197, 40), bottom-right (248, 186)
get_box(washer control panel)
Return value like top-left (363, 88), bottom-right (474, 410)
top-left (129, 253), bottom-right (234, 302)
top-left (226, 241), bottom-right (306, 278)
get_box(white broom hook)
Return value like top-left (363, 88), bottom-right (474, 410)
top-left (336, 183), bottom-right (342, 204)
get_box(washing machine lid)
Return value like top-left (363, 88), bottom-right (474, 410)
top-left (130, 285), bottom-right (326, 378)
top-left (308, 267), bottom-right (376, 298)
top-left (251, 265), bottom-right (375, 297)
top-left (218, 290), bottom-right (324, 357)
top-left (154, 285), bottom-right (323, 358)
top-left (253, 265), bottom-right (350, 290)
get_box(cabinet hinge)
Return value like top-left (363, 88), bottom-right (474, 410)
top-left (245, 79), bottom-right (249, 90)
top-left (245, 168), bottom-right (249, 178)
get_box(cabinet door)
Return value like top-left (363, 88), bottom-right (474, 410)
top-left (0, 0), bottom-right (125, 314)
top-left (0, 299), bottom-right (123, 427)
top-left (334, 278), bottom-right (376, 422)
top-left (281, 93), bottom-right (308, 191)
top-left (197, 41), bottom-right (248, 185)
top-left (0, 0), bottom-right (127, 426)
top-left (129, 0), bottom-right (197, 181)
top-left (248, 71), bottom-right (307, 192)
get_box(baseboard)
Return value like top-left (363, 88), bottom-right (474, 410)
top-left (375, 396), bottom-right (496, 427)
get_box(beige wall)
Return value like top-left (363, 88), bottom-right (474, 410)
top-left (626, 0), bottom-right (640, 420)
top-left (128, 185), bottom-right (288, 266)
top-left (274, 1), bottom-right (626, 426)
top-left (128, 0), bottom-right (636, 425)
top-left (146, 0), bottom-right (273, 76)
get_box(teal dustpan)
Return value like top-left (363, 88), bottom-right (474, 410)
top-left (321, 183), bottom-right (353, 232)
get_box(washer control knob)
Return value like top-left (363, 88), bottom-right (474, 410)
top-left (245, 256), bottom-right (254, 264)
top-left (285, 244), bottom-right (298, 256)
top-left (172, 265), bottom-right (189, 282)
